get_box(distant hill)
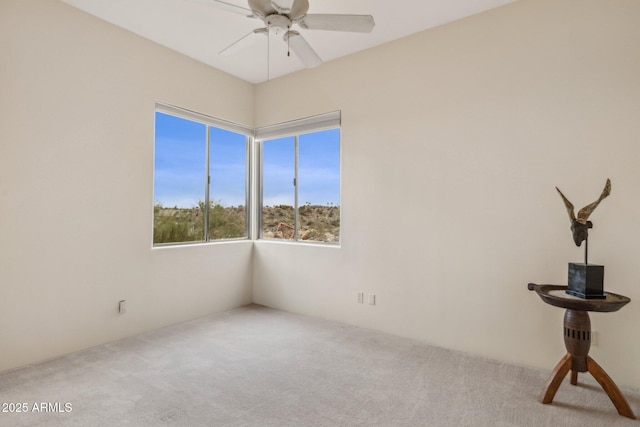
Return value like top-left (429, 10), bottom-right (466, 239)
top-left (154, 203), bottom-right (339, 244)
top-left (262, 204), bottom-right (340, 243)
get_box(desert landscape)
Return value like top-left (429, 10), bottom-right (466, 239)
top-left (154, 203), bottom-right (339, 244)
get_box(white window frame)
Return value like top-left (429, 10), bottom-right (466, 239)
top-left (153, 103), bottom-right (254, 246)
top-left (256, 111), bottom-right (341, 244)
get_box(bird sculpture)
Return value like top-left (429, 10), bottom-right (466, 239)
top-left (556, 179), bottom-right (611, 247)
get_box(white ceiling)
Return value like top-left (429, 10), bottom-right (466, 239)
top-left (61, 0), bottom-right (516, 84)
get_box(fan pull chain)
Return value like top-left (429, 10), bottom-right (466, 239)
top-left (287, 25), bottom-right (291, 57)
top-left (267, 27), bottom-right (270, 81)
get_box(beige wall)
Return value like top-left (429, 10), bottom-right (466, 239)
top-left (2, 0), bottom-right (640, 392)
top-left (253, 0), bottom-right (640, 390)
top-left (0, 0), bottom-right (254, 372)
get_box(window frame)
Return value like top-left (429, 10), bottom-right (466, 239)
top-left (256, 111), bottom-right (341, 245)
top-left (153, 103), bottom-right (253, 247)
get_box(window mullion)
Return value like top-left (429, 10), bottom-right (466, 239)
top-left (294, 135), bottom-right (299, 241)
top-left (257, 140), bottom-right (264, 239)
top-left (204, 126), bottom-right (211, 242)
top-left (245, 136), bottom-right (252, 240)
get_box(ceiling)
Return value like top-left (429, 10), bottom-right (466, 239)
top-left (60, 0), bottom-right (516, 84)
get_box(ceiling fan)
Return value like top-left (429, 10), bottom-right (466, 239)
top-left (208, 0), bottom-right (375, 68)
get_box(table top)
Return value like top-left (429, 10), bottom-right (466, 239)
top-left (528, 283), bottom-right (631, 312)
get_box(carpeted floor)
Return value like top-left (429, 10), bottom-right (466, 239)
top-left (0, 304), bottom-right (638, 426)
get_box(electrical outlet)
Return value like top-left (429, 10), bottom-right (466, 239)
top-left (368, 294), bottom-right (376, 306)
top-left (118, 300), bottom-right (127, 314)
top-left (357, 292), bottom-right (364, 304)
top-left (592, 330), bottom-right (598, 346)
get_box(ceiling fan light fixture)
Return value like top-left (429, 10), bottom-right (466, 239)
top-left (266, 14), bottom-right (292, 35)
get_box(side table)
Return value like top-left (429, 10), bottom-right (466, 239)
top-left (528, 283), bottom-right (635, 419)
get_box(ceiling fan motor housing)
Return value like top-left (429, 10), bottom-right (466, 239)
top-left (248, 0), bottom-right (309, 21)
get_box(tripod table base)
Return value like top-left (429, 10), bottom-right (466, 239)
top-left (541, 353), bottom-right (635, 419)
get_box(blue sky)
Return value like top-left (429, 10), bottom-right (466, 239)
top-left (299, 128), bottom-right (341, 206)
top-left (155, 112), bottom-right (340, 208)
top-left (154, 112), bottom-right (206, 208)
top-left (209, 126), bottom-right (247, 207)
top-left (262, 129), bottom-right (340, 206)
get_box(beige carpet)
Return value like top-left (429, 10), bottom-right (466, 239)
top-left (0, 304), bottom-right (638, 426)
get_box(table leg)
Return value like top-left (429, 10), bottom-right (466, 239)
top-left (541, 353), bottom-right (572, 404)
top-left (570, 370), bottom-right (578, 386)
top-left (587, 356), bottom-right (636, 419)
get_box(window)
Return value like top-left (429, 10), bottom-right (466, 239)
top-left (258, 113), bottom-right (341, 244)
top-left (153, 106), bottom-right (250, 245)
top-left (153, 106), bottom-right (339, 246)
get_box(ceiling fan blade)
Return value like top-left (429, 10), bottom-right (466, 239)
top-left (284, 31), bottom-right (322, 68)
top-left (271, 0), bottom-right (295, 14)
top-left (219, 28), bottom-right (268, 55)
top-left (206, 0), bottom-right (254, 17)
top-left (298, 14), bottom-right (375, 33)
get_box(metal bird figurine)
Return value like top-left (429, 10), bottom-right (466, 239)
top-left (556, 178), bottom-right (611, 247)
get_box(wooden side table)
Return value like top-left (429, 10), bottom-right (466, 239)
top-left (528, 283), bottom-right (635, 419)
